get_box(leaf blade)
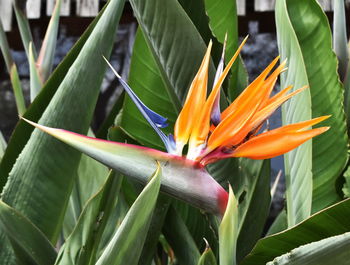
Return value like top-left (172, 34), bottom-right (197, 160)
top-left (96, 163), bottom-right (162, 265)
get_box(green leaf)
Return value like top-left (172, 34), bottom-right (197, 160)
top-left (29, 42), bottom-right (43, 101)
top-left (198, 246), bottom-right (217, 265)
top-left (12, 0), bottom-right (36, 58)
top-left (0, 22), bottom-right (26, 115)
top-left (234, 159), bottom-right (271, 262)
top-left (0, 200), bottom-right (57, 265)
top-left (0, 5), bottom-right (125, 265)
top-left (95, 163), bottom-right (162, 265)
top-left (266, 232), bottom-right (350, 265)
top-left (138, 195), bottom-right (171, 265)
top-left (163, 206), bottom-right (201, 265)
top-left (56, 171), bottom-right (122, 265)
top-left (120, 28), bottom-right (177, 150)
top-left (219, 186), bottom-right (239, 265)
top-left (62, 129), bottom-right (109, 239)
top-left (22, 120), bottom-right (228, 216)
top-left (266, 210), bottom-right (287, 236)
top-left (275, 0), bottom-right (313, 226)
top-left (285, 0), bottom-right (349, 212)
top-left (344, 42), bottom-right (350, 129)
top-left (204, 0), bottom-right (238, 60)
top-left (0, 132), bottom-right (6, 161)
top-left (37, 0), bottom-right (61, 81)
top-left (96, 92), bottom-right (125, 139)
top-left (178, 0), bottom-right (213, 44)
top-left (342, 164), bottom-right (350, 197)
top-left (0, 2), bottom-right (109, 190)
top-left (129, 0), bottom-right (215, 108)
top-left (333, 0), bottom-right (348, 81)
top-left (240, 198), bottom-right (350, 265)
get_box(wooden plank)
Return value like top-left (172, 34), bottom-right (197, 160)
top-left (47, 0), bottom-right (71, 16)
top-left (237, 0), bottom-right (246, 16)
top-left (254, 0), bottom-right (275, 12)
top-left (26, 0), bottom-right (41, 18)
top-left (0, 0), bottom-right (13, 31)
top-left (76, 0), bottom-right (99, 17)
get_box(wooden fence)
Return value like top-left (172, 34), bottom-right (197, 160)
top-left (0, 0), bottom-right (347, 32)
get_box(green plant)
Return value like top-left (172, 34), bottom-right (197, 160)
top-left (0, 0), bottom-right (349, 264)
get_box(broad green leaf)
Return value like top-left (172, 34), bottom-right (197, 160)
top-left (266, 232), bottom-right (350, 265)
top-left (129, 0), bottom-right (215, 108)
top-left (29, 42), bottom-right (43, 101)
top-left (120, 28), bottom-right (177, 150)
top-left (0, 22), bottom-right (26, 115)
top-left (0, 4), bottom-right (125, 265)
top-left (12, 0), bottom-right (36, 58)
top-left (275, 0), bottom-right (313, 226)
top-left (266, 210), bottom-right (287, 236)
top-left (37, 0), bottom-right (61, 81)
top-left (285, 0), bottom-right (349, 212)
top-left (96, 91), bottom-right (125, 139)
top-left (204, 0), bottom-right (238, 60)
top-left (95, 164), bottom-right (162, 265)
top-left (344, 43), bottom-right (350, 129)
top-left (241, 198), bottom-right (350, 265)
top-left (56, 171), bottom-right (122, 265)
top-left (0, 132), bottom-right (6, 161)
top-left (203, 0), bottom-right (248, 100)
top-left (0, 200), bottom-right (57, 265)
top-left (163, 206), bottom-right (201, 265)
top-left (178, 0), bottom-right (213, 44)
top-left (219, 186), bottom-right (238, 265)
top-left (0, 3), bottom-right (109, 190)
top-left (138, 195), bottom-right (171, 265)
top-left (198, 246), bottom-right (217, 265)
top-left (342, 164), bottom-right (350, 197)
top-left (62, 129), bottom-right (109, 239)
top-left (333, 0), bottom-right (348, 81)
top-left (171, 200), bottom-right (219, 256)
top-left (234, 159), bottom-right (270, 262)
top-left (22, 120), bottom-right (228, 216)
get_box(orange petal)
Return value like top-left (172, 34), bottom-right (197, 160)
top-left (187, 37), bottom-right (248, 158)
top-left (206, 57), bottom-right (280, 153)
top-left (245, 86), bottom-right (306, 133)
top-left (264, 85), bottom-right (294, 107)
top-left (219, 85), bottom-right (300, 146)
top-left (221, 56), bottom-right (280, 120)
top-left (174, 41), bottom-right (213, 154)
top-left (262, 115), bottom-right (330, 135)
top-left (231, 126), bottom-right (329, 159)
top-left (258, 59), bottom-right (287, 109)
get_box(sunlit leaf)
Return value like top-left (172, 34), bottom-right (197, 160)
top-left (219, 186), bottom-right (238, 265)
top-left (37, 0), bottom-right (62, 81)
top-left (241, 198), bottom-right (350, 265)
top-left (266, 232), bottom-right (350, 265)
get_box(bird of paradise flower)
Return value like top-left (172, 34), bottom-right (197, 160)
top-left (23, 37), bottom-right (329, 215)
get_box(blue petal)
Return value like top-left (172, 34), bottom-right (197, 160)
top-left (104, 58), bottom-right (174, 152)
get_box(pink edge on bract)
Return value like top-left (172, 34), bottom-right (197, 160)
top-left (217, 186), bottom-right (229, 216)
top-left (21, 117), bottom-right (205, 168)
